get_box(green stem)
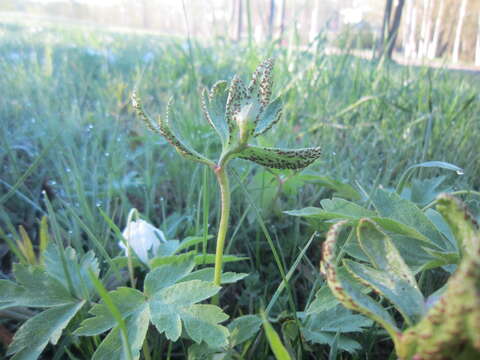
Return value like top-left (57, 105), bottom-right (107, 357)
top-left (213, 165), bottom-right (231, 288)
top-left (125, 209), bottom-right (138, 288)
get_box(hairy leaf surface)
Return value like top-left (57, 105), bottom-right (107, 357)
top-left (7, 301), bottom-right (84, 360)
top-left (238, 145), bottom-right (321, 170)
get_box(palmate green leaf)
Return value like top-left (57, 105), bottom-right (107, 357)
top-left (286, 197), bottom-right (439, 247)
top-left (13, 264), bottom-right (74, 307)
top-left (182, 304), bottom-right (229, 347)
top-left (149, 280), bottom-right (228, 348)
top-left (228, 315), bottom-right (262, 347)
top-left (180, 268), bottom-right (248, 284)
top-left (3, 245), bottom-right (99, 359)
top-left (0, 280), bottom-right (25, 310)
top-left (149, 252), bottom-right (248, 268)
top-left (187, 343), bottom-right (226, 360)
top-left (7, 301), bottom-right (84, 360)
top-left (77, 260), bottom-right (229, 351)
top-left (371, 189), bottom-right (445, 249)
top-left (43, 243), bottom-right (99, 299)
top-left (305, 286), bottom-right (339, 315)
top-left (298, 174), bottom-right (361, 200)
top-left (293, 198), bottom-right (374, 219)
top-left (397, 197), bottom-right (480, 359)
top-left (155, 240), bottom-right (180, 257)
top-left (238, 145), bottom-right (321, 170)
top-left (302, 329), bottom-right (361, 354)
top-left (132, 93), bottom-right (214, 166)
top-left (345, 261), bottom-right (424, 325)
top-left (357, 219), bottom-right (419, 286)
top-left (405, 176), bottom-right (449, 207)
top-left (74, 287), bottom-right (146, 336)
top-left (389, 234), bottom-right (441, 272)
top-left (305, 305), bottom-right (372, 333)
top-left (436, 193), bottom-right (479, 256)
top-left (302, 306), bottom-right (372, 353)
top-left (425, 208), bottom-right (457, 252)
top-left (351, 219), bottom-right (424, 325)
top-left (371, 217), bottom-right (433, 244)
top-left (321, 222), bottom-right (399, 339)
top-left (144, 257), bottom-right (195, 295)
top-left (285, 198), bottom-right (375, 220)
top-left (201, 81), bottom-right (229, 144)
top-left (91, 307), bottom-right (150, 360)
top-left (422, 249), bottom-right (460, 268)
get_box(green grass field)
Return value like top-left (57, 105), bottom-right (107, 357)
top-left (1, 21), bottom-right (479, 359)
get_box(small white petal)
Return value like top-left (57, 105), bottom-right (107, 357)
top-left (120, 219), bottom-right (164, 263)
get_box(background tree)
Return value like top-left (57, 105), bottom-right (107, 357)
top-left (476, 13), bottom-right (480, 66)
top-left (452, 0), bottom-right (468, 63)
top-left (378, 0), bottom-right (406, 60)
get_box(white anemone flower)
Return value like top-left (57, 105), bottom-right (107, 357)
top-left (119, 218), bottom-right (166, 264)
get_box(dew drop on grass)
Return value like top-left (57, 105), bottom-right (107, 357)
top-left (104, 152), bottom-right (110, 157)
top-left (65, 167), bottom-right (71, 173)
top-left (31, 118), bottom-right (36, 123)
top-left (68, 230), bottom-right (73, 235)
top-left (96, 201), bottom-right (102, 207)
top-left (456, 169), bottom-right (464, 175)
top-left (332, 151), bottom-right (336, 156)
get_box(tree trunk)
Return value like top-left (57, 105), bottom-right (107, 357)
top-left (268, 0), bottom-right (276, 40)
top-left (229, 0), bottom-right (236, 39)
top-left (246, 0), bottom-right (252, 46)
top-left (418, 0), bottom-right (430, 58)
top-left (309, 0), bottom-right (320, 43)
top-left (476, 12), bottom-right (480, 66)
top-left (402, 0), bottom-right (411, 52)
top-left (452, 0), bottom-right (468, 63)
top-left (428, 0), bottom-right (445, 59)
top-left (378, 0), bottom-right (394, 56)
top-left (403, 0), bottom-right (414, 58)
top-left (405, 2), bottom-right (418, 59)
top-left (279, 0), bottom-right (286, 44)
top-left (237, 0), bottom-right (243, 42)
top-left (386, 0), bottom-right (406, 59)
top-left (141, 0), bottom-right (149, 29)
top-left (423, 0), bottom-right (434, 58)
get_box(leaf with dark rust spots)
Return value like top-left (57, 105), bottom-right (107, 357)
top-left (237, 145), bottom-right (321, 170)
top-left (132, 93), bottom-right (214, 167)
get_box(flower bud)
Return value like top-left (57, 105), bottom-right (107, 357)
top-left (119, 219), bottom-right (166, 264)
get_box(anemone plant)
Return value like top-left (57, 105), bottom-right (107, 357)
top-left (321, 194), bottom-right (480, 360)
top-left (132, 59), bottom-right (322, 288)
